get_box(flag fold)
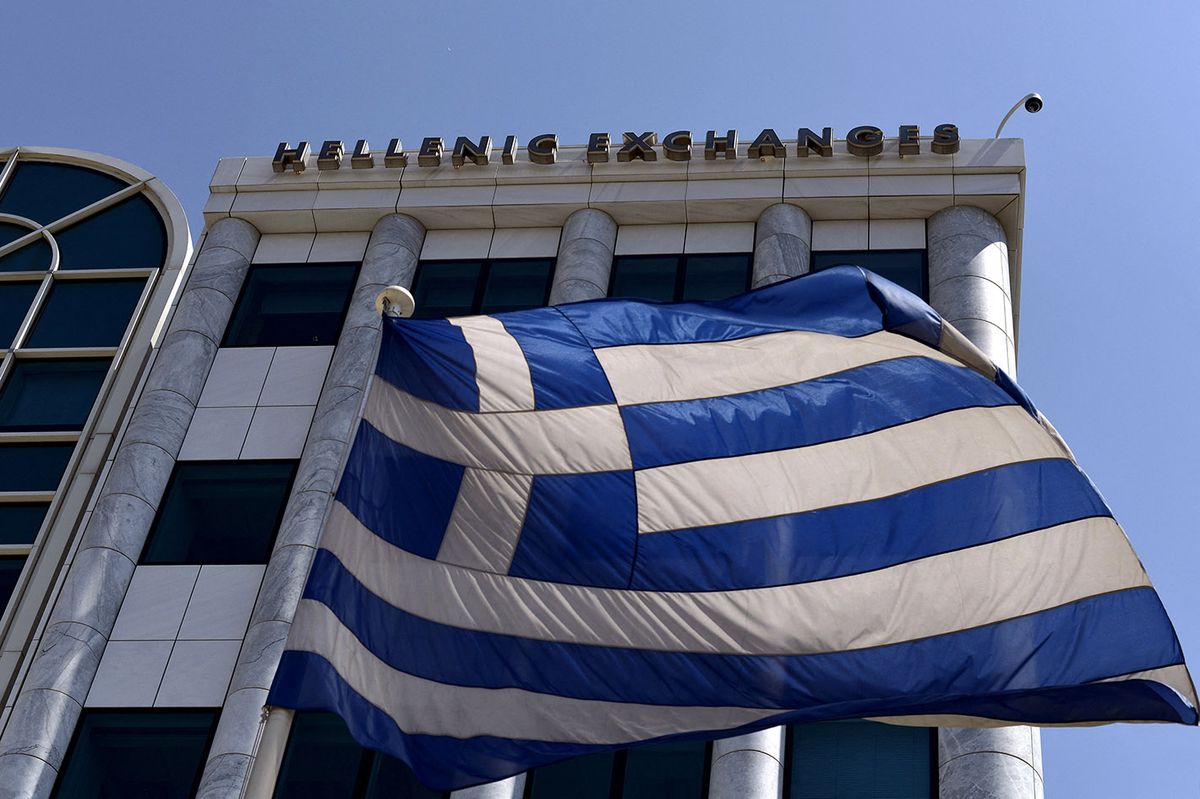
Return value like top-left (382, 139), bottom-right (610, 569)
top-left (268, 265), bottom-right (1196, 790)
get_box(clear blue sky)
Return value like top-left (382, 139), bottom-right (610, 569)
top-left (6, 1), bottom-right (1198, 794)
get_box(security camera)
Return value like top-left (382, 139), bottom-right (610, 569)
top-left (1024, 93), bottom-right (1044, 114)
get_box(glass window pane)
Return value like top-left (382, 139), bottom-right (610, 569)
top-left (787, 721), bottom-right (933, 799)
top-left (224, 263), bottom-right (359, 347)
top-left (364, 751), bottom-right (449, 799)
top-left (412, 261), bottom-right (483, 319)
top-left (0, 503), bottom-right (49, 545)
top-left (0, 556), bottom-right (26, 615)
top-left (0, 221), bottom-right (34, 247)
top-left (621, 740), bottom-right (707, 799)
top-left (479, 259), bottom-right (554, 314)
top-left (681, 254), bottom-right (752, 301)
top-left (274, 712), bottom-right (367, 799)
top-left (54, 710), bottom-right (217, 799)
top-left (141, 461), bottom-right (296, 565)
top-left (0, 281), bottom-right (40, 347)
top-left (55, 194), bottom-right (167, 271)
top-left (0, 443), bottom-right (74, 491)
top-left (25, 278), bottom-right (145, 348)
top-left (610, 256), bottom-right (679, 302)
top-left (0, 162), bottom-right (127, 226)
top-left (0, 237), bottom-right (52, 273)
top-left (0, 359), bottom-right (109, 432)
top-left (812, 251), bottom-right (927, 300)
top-left (526, 751), bottom-right (616, 799)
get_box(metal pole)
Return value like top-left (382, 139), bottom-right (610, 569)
top-left (242, 706), bottom-right (296, 799)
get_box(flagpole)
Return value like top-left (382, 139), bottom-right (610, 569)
top-left (240, 286), bottom-right (415, 799)
top-left (242, 706), bottom-right (295, 799)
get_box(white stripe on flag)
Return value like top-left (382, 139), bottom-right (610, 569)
top-left (594, 330), bottom-right (964, 406)
top-left (365, 376), bottom-right (632, 474)
top-left (321, 503), bottom-right (1147, 657)
top-left (450, 315), bottom-right (536, 413)
top-left (437, 468), bottom-right (533, 573)
top-left (288, 599), bottom-right (783, 744)
top-left (635, 404), bottom-right (1067, 534)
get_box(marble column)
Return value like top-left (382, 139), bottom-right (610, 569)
top-left (927, 205), bottom-right (1041, 799)
top-left (752, 203), bottom-right (812, 289)
top-left (454, 775), bottom-right (527, 799)
top-left (195, 213), bottom-right (426, 799)
top-left (548, 208), bottom-right (617, 304)
top-left (0, 217), bottom-right (260, 799)
top-left (704, 202), bottom-right (813, 799)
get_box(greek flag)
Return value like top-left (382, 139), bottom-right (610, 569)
top-left (268, 266), bottom-right (1196, 790)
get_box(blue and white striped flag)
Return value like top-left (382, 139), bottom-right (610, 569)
top-left (269, 265), bottom-right (1196, 790)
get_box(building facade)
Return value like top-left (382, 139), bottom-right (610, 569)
top-left (0, 131), bottom-right (1041, 798)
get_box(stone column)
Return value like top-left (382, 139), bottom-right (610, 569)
top-left (548, 208), bottom-right (617, 304)
top-left (752, 203), bottom-right (812, 288)
top-left (0, 218), bottom-right (260, 799)
top-left (927, 205), bottom-right (1041, 799)
top-left (704, 202), bottom-right (814, 799)
top-left (454, 775), bottom-right (527, 799)
top-left (196, 213), bottom-right (426, 798)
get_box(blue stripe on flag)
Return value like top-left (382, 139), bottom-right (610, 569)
top-left (336, 422), bottom-right (464, 559)
top-left (560, 267), bottom-right (887, 348)
top-left (302, 552), bottom-right (1180, 710)
top-left (378, 318), bottom-right (479, 412)
top-left (622, 357), bottom-right (1015, 470)
top-left (631, 459), bottom-right (1107, 591)
top-left (860, 268), bottom-right (941, 348)
top-left (270, 648), bottom-right (1195, 792)
top-left (507, 471), bottom-right (637, 588)
top-left (493, 308), bottom-right (616, 409)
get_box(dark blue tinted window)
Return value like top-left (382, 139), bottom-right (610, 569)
top-left (224, 263), bottom-right (359, 347)
top-left (525, 741), bottom-right (708, 799)
top-left (620, 740), bottom-right (708, 799)
top-left (55, 194), bottom-right (167, 271)
top-left (0, 237), bottom-right (52, 273)
top-left (0, 359), bottom-right (110, 431)
top-left (53, 710), bottom-right (217, 799)
top-left (525, 751), bottom-right (616, 799)
top-left (141, 461), bottom-right (296, 565)
top-left (0, 281), bottom-right (40, 347)
top-left (681, 254), bottom-right (752, 301)
top-left (786, 721), bottom-right (934, 799)
top-left (610, 255), bottom-right (678, 302)
top-left (0, 556), bottom-right (25, 615)
top-left (25, 278), bottom-right (145, 348)
top-left (0, 221), bottom-right (34, 247)
top-left (412, 259), bottom-right (555, 319)
top-left (274, 712), bottom-right (448, 799)
top-left (611, 255), bottom-right (752, 302)
top-left (480, 259), bottom-right (554, 313)
top-left (812, 250), bottom-right (927, 301)
top-left (0, 503), bottom-right (49, 545)
top-left (0, 162), bottom-right (127, 226)
top-left (0, 443), bottom-right (74, 491)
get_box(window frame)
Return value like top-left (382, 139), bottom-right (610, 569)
top-left (410, 257), bottom-right (556, 318)
top-left (222, 261), bottom-right (362, 348)
top-left (607, 253), bottom-right (753, 302)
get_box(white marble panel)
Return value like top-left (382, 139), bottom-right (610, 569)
top-left (869, 174), bottom-right (954, 197)
top-left (252, 234), bottom-right (314, 264)
top-left (155, 640), bottom-right (242, 707)
top-left (179, 407), bottom-right (255, 461)
top-left (869, 195), bottom-right (954, 219)
top-left (230, 190), bottom-right (318, 234)
top-left (86, 640), bottom-right (173, 707)
top-left (241, 405), bottom-right (316, 459)
top-left (784, 176), bottom-right (869, 198)
top-left (954, 138), bottom-right (1025, 173)
top-left (488, 227), bottom-right (561, 258)
top-left (866, 138), bottom-right (955, 174)
top-left (615, 224), bottom-right (686, 255)
top-left (869, 219), bottom-right (926, 250)
top-left (954, 173), bottom-right (1022, 196)
top-left (111, 566), bottom-right (200, 641)
top-left (684, 223), bottom-right (755, 254)
top-left (198, 348), bottom-right (274, 408)
top-left (203, 193), bottom-right (234, 222)
top-left (308, 232), bottom-right (370, 263)
top-left (789, 196), bottom-right (870, 221)
top-left (258, 346), bottom-right (334, 406)
top-left (421, 229), bottom-right (494, 260)
top-left (491, 184), bottom-right (590, 226)
top-left (178, 565), bottom-right (265, 640)
top-left (209, 157), bottom-right (247, 191)
top-left (236, 156), bottom-right (319, 189)
top-left (313, 188), bottom-right (402, 232)
top-left (812, 220), bottom-right (869, 251)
